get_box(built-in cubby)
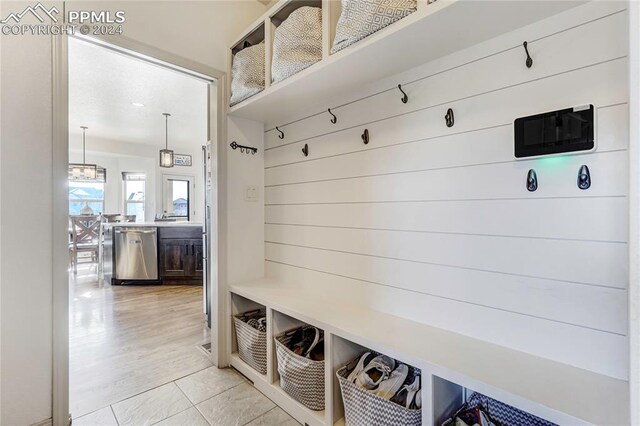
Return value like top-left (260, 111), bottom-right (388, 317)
top-left (227, 278), bottom-right (628, 425)
top-left (271, 309), bottom-right (326, 424)
top-left (229, 293), bottom-right (268, 380)
top-left (432, 376), bottom-right (466, 426)
top-left (270, 0), bottom-right (322, 27)
top-left (329, 335), bottom-right (368, 425)
top-left (230, 23), bottom-right (265, 55)
top-left (432, 376), bottom-right (560, 426)
top-left (267, 0), bottom-right (324, 85)
top-left (229, 0), bottom-right (453, 112)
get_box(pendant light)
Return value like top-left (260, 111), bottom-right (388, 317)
top-left (69, 126), bottom-right (97, 180)
top-left (159, 112), bottom-right (174, 168)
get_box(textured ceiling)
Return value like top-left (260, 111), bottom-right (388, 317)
top-left (69, 37), bottom-right (208, 150)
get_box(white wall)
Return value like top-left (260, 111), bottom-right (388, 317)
top-left (227, 116), bottom-right (265, 285)
top-left (0, 2), bottom-right (58, 424)
top-left (69, 136), bottom-right (205, 223)
top-left (69, 151), bottom-right (157, 222)
top-left (261, 2), bottom-right (629, 380)
top-left (0, 2), bottom-right (268, 425)
top-left (71, 0), bottom-right (270, 72)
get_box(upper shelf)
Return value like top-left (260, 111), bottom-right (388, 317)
top-left (228, 0), bottom-right (585, 125)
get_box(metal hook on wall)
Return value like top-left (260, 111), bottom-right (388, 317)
top-left (526, 169), bottom-right (538, 192)
top-left (361, 129), bottom-right (369, 145)
top-left (230, 141), bottom-right (258, 155)
top-left (397, 84), bottom-right (408, 104)
top-left (523, 41), bottom-right (533, 68)
top-left (276, 126), bottom-right (284, 139)
top-left (445, 108), bottom-right (455, 127)
top-left (302, 143), bottom-right (309, 157)
top-left (328, 108), bottom-right (337, 124)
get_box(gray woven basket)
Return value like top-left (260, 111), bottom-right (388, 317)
top-left (271, 6), bottom-right (322, 83)
top-left (230, 42), bottom-right (265, 106)
top-left (233, 311), bottom-right (267, 375)
top-left (337, 366), bottom-right (422, 426)
top-left (274, 329), bottom-right (325, 411)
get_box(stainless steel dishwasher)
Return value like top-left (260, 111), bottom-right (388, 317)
top-left (114, 227), bottom-right (158, 283)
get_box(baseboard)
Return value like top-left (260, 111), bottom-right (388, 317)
top-left (30, 418), bottom-right (52, 426)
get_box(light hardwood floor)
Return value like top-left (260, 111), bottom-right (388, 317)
top-left (69, 264), bottom-right (212, 418)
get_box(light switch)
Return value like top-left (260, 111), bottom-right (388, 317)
top-left (244, 185), bottom-right (258, 201)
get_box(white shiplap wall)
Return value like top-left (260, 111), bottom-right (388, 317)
top-left (262, 2), bottom-right (629, 380)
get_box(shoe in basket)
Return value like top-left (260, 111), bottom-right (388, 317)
top-left (373, 363), bottom-right (408, 400)
top-left (346, 352), bottom-right (374, 383)
top-left (289, 326), bottom-right (321, 357)
top-left (354, 355), bottom-right (396, 390)
top-left (391, 374), bottom-right (420, 408)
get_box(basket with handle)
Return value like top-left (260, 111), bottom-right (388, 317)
top-left (337, 362), bottom-right (422, 426)
top-left (274, 328), bottom-right (325, 411)
top-left (233, 309), bottom-right (267, 375)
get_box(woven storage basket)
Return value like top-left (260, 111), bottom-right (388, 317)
top-left (230, 42), bottom-right (265, 106)
top-left (271, 6), bottom-right (322, 83)
top-left (337, 365), bottom-right (422, 426)
top-left (463, 392), bottom-right (557, 426)
top-left (233, 311), bottom-right (267, 375)
top-left (274, 329), bottom-right (325, 411)
top-left (331, 0), bottom-right (417, 54)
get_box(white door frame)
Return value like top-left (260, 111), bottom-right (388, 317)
top-left (161, 174), bottom-right (196, 220)
top-left (52, 33), bottom-right (229, 426)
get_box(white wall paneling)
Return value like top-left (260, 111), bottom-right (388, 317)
top-left (260, 3), bottom-right (630, 382)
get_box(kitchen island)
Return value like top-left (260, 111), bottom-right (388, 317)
top-left (103, 222), bottom-right (204, 286)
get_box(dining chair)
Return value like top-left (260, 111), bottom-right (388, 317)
top-left (102, 213), bottom-right (121, 223)
top-left (69, 215), bottom-right (101, 274)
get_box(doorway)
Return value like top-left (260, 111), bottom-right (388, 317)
top-left (162, 174), bottom-right (195, 221)
top-left (55, 34), bottom-right (227, 425)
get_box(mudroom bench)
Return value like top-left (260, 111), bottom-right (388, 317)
top-left (228, 278), bottom-right (627, 426)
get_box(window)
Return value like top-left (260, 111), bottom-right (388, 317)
top-left (123, 172), bottom-right (146, 223)
top-left (162, 175), bottom-right (192, 221)
top-left (68, 168), bottom-right (106, 215)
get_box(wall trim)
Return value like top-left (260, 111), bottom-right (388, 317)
top-left (628, 1), bottom-right (639, 423)
top-left (52, 28), bottom-right (69, 426)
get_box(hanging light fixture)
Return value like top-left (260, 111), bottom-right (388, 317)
top-left (69, 126), bottom-right (97, 180)
top-left (159, 112), bottom-right (174, 168)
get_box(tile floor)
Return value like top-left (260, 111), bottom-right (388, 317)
top-left (73, 365), bottom-right (299, 426)
top-left (70, 263), bottom-right (299, 425)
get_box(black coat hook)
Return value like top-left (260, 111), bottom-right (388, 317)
top-left (328, 108), bottom-right (337, 124)
top-left (276, 126), bottom-right (284, 139)
top-left (526, 169), bottom-right (538, 192)
top-left (577, 165), bottom-right (591, 190)
top-left (445, 108), bottom-right (455, 127)
top-left (361, 129), bottom-right (369, 145)
top-left (302, 144), bottom-right (309, 157)
top-left (523, 41), bottom-right (533, 68)
top-left (398, 84), bottom-right (408, 104)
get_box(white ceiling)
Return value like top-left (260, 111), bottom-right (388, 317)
top-left (69, 37), bottom-right (208, 151)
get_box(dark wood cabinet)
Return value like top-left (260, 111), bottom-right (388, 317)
top-left (159, 239), bottom-right (190, 277)
top-left (158, 227), bottom-right (203, 285)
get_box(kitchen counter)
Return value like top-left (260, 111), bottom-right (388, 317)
top-left (102, 223), bottom-right (204, 286)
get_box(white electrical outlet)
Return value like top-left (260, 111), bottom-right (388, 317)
top-left (244, 185), bottom-right (258, 201)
